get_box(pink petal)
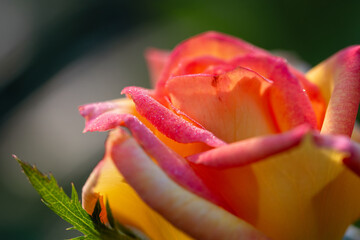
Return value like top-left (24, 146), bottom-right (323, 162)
top-left (145, 48), bottom-right (170, 87)
top-left (121, 116), bottom-right (229, 208)
top-left (187, 123), bottom-right (360, 177)
top-left (187, 124), bottom-right (311, 169)
top-left (84, 112), bottom-right (227, 207)
top-left (156, 31), bottom-right (268, 95)
top-left (79, 98), bottom-right (135, 133)
top-left (307, 46), bottom-right (360, 136)
top-left (110, 128), bottom-right (268, 240)
top-left (121, 86), bottom-right (226, 147)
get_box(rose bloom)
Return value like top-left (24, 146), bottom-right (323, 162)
top-left (80, 32), bottom-right (360, 240)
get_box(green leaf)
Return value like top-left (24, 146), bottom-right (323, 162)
top-left (16, 156), bottom-right (99, 238)
top-left (16, 156), bottom-right (144, 240)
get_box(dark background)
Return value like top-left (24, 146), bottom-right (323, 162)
top-left (0, 0), bottom-right (359, 239)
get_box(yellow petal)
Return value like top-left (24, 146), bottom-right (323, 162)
top-left (191, 135), bottom-right (360, 240)
top-left (252, 135), bottom-right (360, 240)
top-left (306, 60), bottom-right (334, 104)
top-left (82, 136), bottom-right (192, 240)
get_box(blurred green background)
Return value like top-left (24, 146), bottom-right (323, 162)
top-left (0, 0), bottom-right (359, 239)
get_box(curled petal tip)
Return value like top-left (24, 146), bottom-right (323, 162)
top-left (121, 87), bottom-right (130, 95)
top-left (79, 99), bottom-right (136, 133)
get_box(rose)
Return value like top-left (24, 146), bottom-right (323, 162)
top-left (79, 32), bottom-right (360, 240)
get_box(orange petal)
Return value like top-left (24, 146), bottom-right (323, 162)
top-left (231, 54), bottom-right (318, 130)
top-left (166, 67), bottom-right (277, 142)
top-left (171, 56), bottom-right (227, 76)
top-left (156, 31), bottom-right (268, 95)
top-left (306, 46), bottom-right (360, 136)
top-left (289, 66), bottom-right (326, 129)
top-left (111, 128), bottom-right (268, 240)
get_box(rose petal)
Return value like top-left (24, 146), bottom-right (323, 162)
top-left (145, 48), bottom-right (170, 87)
top-left (110, 129), bottom-right (268, 240)
top-left (79, 95), bottom-right (214, 157)
top-left (82, 132), bottom-right (192, 240)
top-left (289, 66), bottom-right (326, 129)
top-left (156, 31), bottom-right (268, 95)
top-left (187, 124), bottom-right (310, 168)
top-left (312, 131), bottom-right (360, 177)
top-left (79, 98), bottom-right (135, 133)
top-left (231, 54), bottom-right (318, 131)
top-left (166, 67), bottom-right (277, 142)
top-left (306, 45), bottom-right (360, 136)
top-left (171, 56), bottom-right (227, 76)
top-left (83, 112), bottom-right (226, 207)
top-left (122, 86), bottom-right (226, 147)
top-left (189, 131), bottom-right (360, 240)
top-left (122, 116), bottom-right (229, 207)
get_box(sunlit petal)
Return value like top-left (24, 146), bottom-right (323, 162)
top-left (306, 46), bottom-right (360, 136)
top-left (166, 67), bottom-right (276, 142)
